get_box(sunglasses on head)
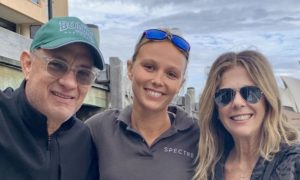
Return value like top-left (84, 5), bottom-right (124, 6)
top-left (214, 86), bottom-right (263, 107)
top-left (142, 29), bottom-right (191, 56)
top-left (34, 54), bottom-right (97, 85)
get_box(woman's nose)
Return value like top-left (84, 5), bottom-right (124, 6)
top-left (151, 72), bottom-right (164, 86)
top-left (231, 91), bottom-right (247, 108)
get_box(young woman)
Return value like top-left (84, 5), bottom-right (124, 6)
top-left (86, 29), bottom-right (199, 180)
top-left (194, 50), bottom-right (300, 180)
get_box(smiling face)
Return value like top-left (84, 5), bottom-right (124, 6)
top-left (217, 65), bottom-right (266, 139)
top-left (128, 41), bottom-right (186, 112)
top-left (21, 43), bottom-right (94, 122)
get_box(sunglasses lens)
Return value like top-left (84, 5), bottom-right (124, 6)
top-left (240, 86), bottom-right (262, 104)
top-left (215, 86), bottom-right (262, 107)
top-left (171, 35), bottom-right (191, 52)
top-left (76, 68), bottom-right (96, 85)
top-left (145, 29), bottom-right (167, 40)
top-left (214, 88), bottom-right (234, 107)
top-left (143, 29), bottom-right (190, 56)
top-left (47, 60), bottom-right (68, 77)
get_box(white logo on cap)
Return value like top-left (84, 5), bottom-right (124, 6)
top-left (59, 21), bottom-right (96, 44)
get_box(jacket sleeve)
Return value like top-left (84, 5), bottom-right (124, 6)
top-left (272, 146), bottom-right (300, 179)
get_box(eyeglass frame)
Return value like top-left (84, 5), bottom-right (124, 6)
top-left (31, 52), bottom-right (99, 85)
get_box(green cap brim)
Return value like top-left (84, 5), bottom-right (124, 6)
top-left (40, 38), bottom-right (105, 70)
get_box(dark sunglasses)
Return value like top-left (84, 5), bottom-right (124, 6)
top-left (214, 86), bottom-right (263, 107)
top-left (143, 29), bottom-right (191, 55)
top-left (38, 56), bottom-right (97, 85)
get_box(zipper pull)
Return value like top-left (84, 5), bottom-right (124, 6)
top-left (47, 136), bottom-right (52, 150)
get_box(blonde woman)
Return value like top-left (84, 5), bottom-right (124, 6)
top-left (194, 50), bottom-right (300, 180)
top-left (86, 29), bottom-right (199, 180)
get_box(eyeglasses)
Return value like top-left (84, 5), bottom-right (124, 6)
top-left (214, 86), bottom-right (263, 107)
top-left (37, 56), bottom-right (98, 85)
top-left (142, 29), bottom-right (191, 55)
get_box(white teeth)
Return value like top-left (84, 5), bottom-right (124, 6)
top-left (231, 114), bottom-right (251, 121)
top-left (147, 90), bottom-right (162, 97)
top-left (53, 92), bottom-right (73, 99)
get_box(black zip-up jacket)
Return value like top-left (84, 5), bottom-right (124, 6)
top-left (0, 81), bottom-right (99, 180)
top-left (215, 143), bottom-right (300, 179)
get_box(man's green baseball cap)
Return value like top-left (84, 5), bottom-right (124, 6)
top-left (30, 16), bottom-right (104, 70)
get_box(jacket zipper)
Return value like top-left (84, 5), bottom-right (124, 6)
top-left (46, 136), bottom-right (52, 180)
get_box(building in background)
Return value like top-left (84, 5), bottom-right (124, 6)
top-left (0, 0), bottom-right (68, 38)
top-left (280, 76), bottom-right (300, 131)
top-left (52, 0), bottom-right (68, 17)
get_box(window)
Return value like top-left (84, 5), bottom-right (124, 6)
top-left (30, 25), bottom-right (41, 39)
top-left (31, 0), bottom-right (39, 4)
top-left (0, 17), bottom-right (16, 32)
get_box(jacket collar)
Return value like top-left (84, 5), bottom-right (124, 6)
top-left (15, 80), bottom-right (75, 136)
top-left (117, 105), bottom-right (197, 132)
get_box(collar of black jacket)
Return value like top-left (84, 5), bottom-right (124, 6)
top-left (16, 80), bottom-right (76, 136)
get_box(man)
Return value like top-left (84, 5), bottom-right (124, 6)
top-left (0, 16), bottom-right (104, 180)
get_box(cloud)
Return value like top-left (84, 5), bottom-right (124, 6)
top-left (69, 0), bottom-right (300, 95)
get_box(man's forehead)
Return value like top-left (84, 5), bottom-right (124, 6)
top-left (41, 43), bottom-right (93, 57)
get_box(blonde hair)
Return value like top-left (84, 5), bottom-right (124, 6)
top-left (194, 50), bottom-right (299, 180)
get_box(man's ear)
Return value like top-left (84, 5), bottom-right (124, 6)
top-left (127, 60), bottom-right (133, 80)
top-left (20, 51), bottom-right (33, 80)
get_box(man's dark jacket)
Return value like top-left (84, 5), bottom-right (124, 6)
top-left (0, 81), bottom-right (98, 180)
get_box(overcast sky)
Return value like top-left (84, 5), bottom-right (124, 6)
top-left (69, 0), bottom-right (300, 96)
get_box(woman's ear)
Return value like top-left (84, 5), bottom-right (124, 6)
top-left (20, 51), bottom-right (33, 80)
top-left (127, 60), bottom-right (133, 80)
